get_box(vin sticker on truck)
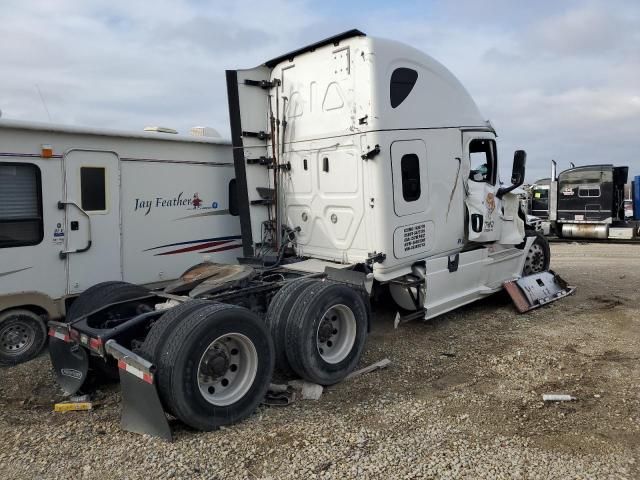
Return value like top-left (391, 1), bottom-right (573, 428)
top-left (393, 221), bottom-right (435, 258)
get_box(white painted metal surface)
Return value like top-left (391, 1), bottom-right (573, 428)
top-left (233, 31), bottom-right (531, 318)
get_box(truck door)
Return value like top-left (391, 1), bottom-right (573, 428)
top-left (62, 150), bottom-right (122, 294)
top-left (462, 133), bottom-right (502, 243)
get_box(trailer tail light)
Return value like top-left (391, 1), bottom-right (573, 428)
top-left (69, 329), bottom-right (80, 342)
top-left (88, 337), bottom-right (104, 354)
top-left (48, 326), bottom-right (70, 342)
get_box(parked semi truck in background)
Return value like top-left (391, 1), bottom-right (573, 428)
top-left (548, 161), bottom-right (637, 240)
top-left (0, 120), bottom-right (241, 364)
top-left (48, 30), bottom-right (571, 440)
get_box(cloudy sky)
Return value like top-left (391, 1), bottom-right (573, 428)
top-left (1, 0), bottom-right (639, 182)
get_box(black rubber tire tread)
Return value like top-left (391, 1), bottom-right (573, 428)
top-left (156, 303), bottom-right (274, 430)
top-left (284, 280), bottom-right (369, 386)
top-left (524, 231), bottom-right (551, 275)
top-left (0, 309), bottom-right (48, 366)
top-left (264, 278), bottom-right (320, 374)
top-left (66, 281), bottom-right (150, 321)
top-left (137, 300), bottom-right (211, 363)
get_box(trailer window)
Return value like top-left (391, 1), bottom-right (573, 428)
top-left (390, 68), bottom-right (418, 108)
top-left (468, 139), bottom-right (497, 185)
top-left (401, 154), bottom-right (421, 202)
top-left (228, 179), bottom-right (239, 216)
top-left (80, 167), bottom-right (106, 212)
top-left (0, 163), bottom-right (44, 248)
top-left (578, 186), bottom-right (600, 198)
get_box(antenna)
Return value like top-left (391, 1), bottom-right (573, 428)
top-left (35, 84), bottom-right (52, 122)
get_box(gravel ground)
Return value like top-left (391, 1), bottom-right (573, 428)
top-left (0, 243), bottom-right (638, 479)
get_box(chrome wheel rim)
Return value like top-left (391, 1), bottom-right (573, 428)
top-left (524, 242), bottom-right (545, 275)
top-left (316, 304), bottom-right (356, 364)
top-left (197, 333), bottom-right (258, 406)
top-left (0, 317), bottom-right (36, 357)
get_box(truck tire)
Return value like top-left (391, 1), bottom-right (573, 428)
top-left (137, 300), bottom-right (211, 364)
top-left (156, 303), bottom-right (274, 431)
top-left (0, 309), bottom-right (47, 366)
top-left (66, 281), bottom-right (150, 321)
top-left (264, 278), bottom-right (319, 375)
top-left (523, 231), bottom-right (551, 276)
top-left (285, 281), bottom-right (369, 386)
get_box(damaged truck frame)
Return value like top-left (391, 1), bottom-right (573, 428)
top-left (48, 30), bottom-right (572, 440)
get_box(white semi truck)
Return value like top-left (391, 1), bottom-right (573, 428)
top-left (48, 30), bottom-right (570, 440)
top-left (0, 120), bottom-right (241, 364)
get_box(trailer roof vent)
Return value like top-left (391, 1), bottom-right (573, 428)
top-left (143, 126), bottom-right (178, 134)
top-left (190, 126), bottom-right (221, 138)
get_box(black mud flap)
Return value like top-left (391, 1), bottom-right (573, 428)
top-left (49, 335), bottom-right (89, 396)
top-left (105, 340), bottom-right (172, 441)
top-left (504, 270), bottom-right (576, 313)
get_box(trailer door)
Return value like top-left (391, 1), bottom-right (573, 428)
top-left (62, 150), bottom-right (122, 294)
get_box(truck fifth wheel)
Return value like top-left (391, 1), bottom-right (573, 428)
top-left (48, 30), bottom-right (573, 440)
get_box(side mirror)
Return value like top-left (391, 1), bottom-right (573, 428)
top-left (497, 150), bottom-right (526, 198)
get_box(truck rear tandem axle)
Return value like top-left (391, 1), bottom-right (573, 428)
top-left (48, 264), bottom-right (373, 440)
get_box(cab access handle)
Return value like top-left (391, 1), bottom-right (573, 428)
top-left (57, 200), bottom-right (92, 259)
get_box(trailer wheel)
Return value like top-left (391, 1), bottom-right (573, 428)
top-left (264, 278), bottom-right (319, 374)
top-left (523, 231), bottom-right (551, 276)
top-left (285, 281), bottom-right (368, 385)
top-left (66, 281), bottom-right (150, 321)
top-left (0, 309), bottom-right (47, 365)
top-left (156, 303), bottom-right (274, 431)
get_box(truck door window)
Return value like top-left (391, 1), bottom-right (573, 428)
top-left (468, 139), bottom-right (496, 185)
top-left (80, 167), bottom-right (107, 212)
top-left (0, 163), bottom-right (44, 248)
top-left (390, 68), bottom-right (418, 108)
top-left (401, 153), bottom-right (421, 202)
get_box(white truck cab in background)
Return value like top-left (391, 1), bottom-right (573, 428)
top-left (0, 120), bottom-right (240, 364)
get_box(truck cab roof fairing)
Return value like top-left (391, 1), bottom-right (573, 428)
top-left (264, 29), bottom-right (366, 68)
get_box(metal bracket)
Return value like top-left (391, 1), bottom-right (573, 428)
top-left (361, 145), bottom-right (381, 160)
top-left (366, 251), bottom-right (386, 264)
top-left (244, 79), bottom-right (278, 89)
top-left (246, 156), bottom-right (274, 166)
top-left (242, 131), bottom-right (272, 140)
top-left (278, 162), bottom-right (292, 172)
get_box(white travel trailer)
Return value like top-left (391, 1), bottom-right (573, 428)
top-left (49, 30), bottom-right (569, 440)
top-left (0, 119), bottom-right (240, 364)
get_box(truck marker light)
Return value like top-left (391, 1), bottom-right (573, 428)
top-left (117, 359), bottom-right (154, 384)
top-left (41, 144), bottom-right (53, 158)
top-left (89, 337), bottom-right (103, 352)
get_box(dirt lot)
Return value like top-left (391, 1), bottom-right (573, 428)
top-left (0, 243), bottom-right (638, 479)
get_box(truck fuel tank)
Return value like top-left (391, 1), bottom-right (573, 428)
top-left (561, 223), bottom-right (608, 239)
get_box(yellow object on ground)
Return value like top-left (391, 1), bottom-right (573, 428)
top-left (54, 402), bottom-right (93, 412)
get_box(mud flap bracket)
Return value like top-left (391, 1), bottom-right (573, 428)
top-left (105, 340), bottom-right (172, 441)
top-left (504, 270), bottom-right (576, 313)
